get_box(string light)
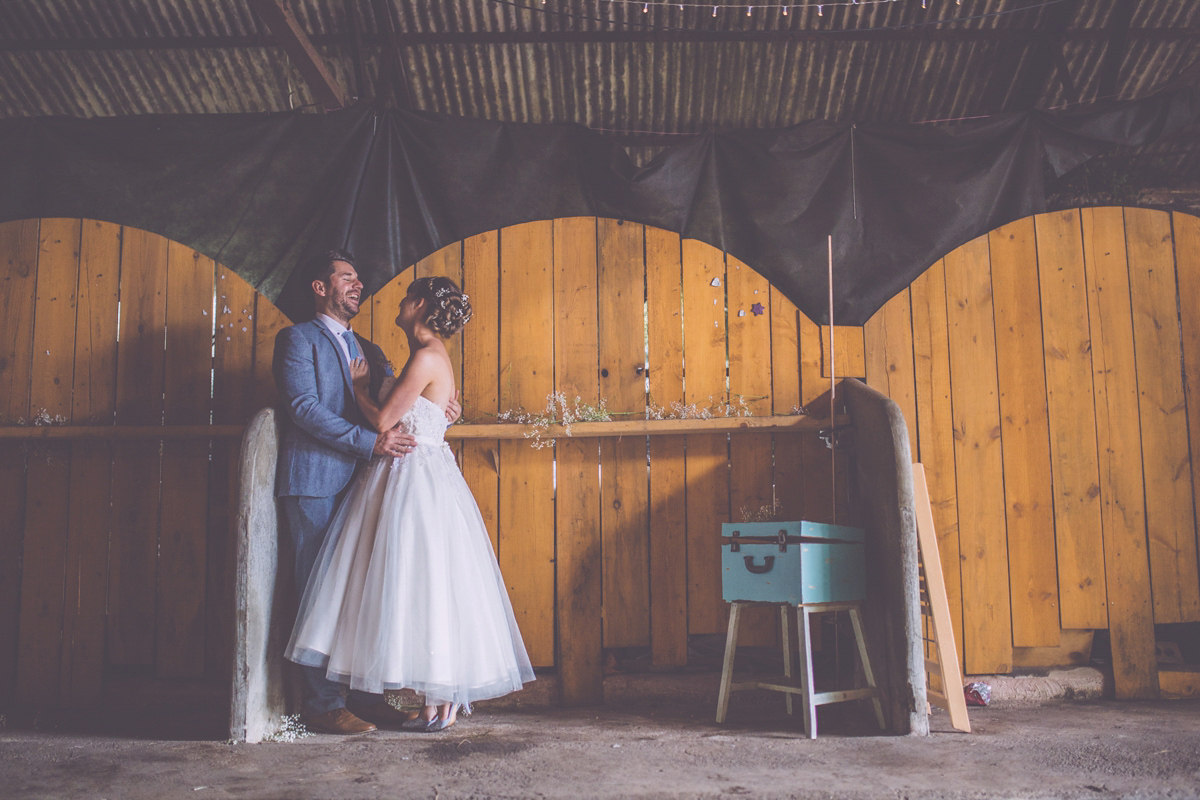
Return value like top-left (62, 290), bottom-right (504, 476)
top-left (542, 0), bottom-right (977, 11)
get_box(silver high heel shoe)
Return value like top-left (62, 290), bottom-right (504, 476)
top-left (426, 703), bottom-right (469, 732)
top-left (401, 713), bottom-right (437, 731)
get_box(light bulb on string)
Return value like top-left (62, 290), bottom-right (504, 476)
top-left (712, 5), bottom-right (717, 16)
top-left (817, 4), bottom-right (823, 15)
top-left (782, 5), bottom-right (788, 14)
top-left (747, 5), bottom-right (752, 15)
top-left (643, 2), bottom-right (648, 10)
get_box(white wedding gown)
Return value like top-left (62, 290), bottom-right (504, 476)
top-left (286, 395), bottom-right (535, 706)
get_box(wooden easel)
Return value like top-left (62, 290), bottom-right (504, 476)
top-left (912, 463), bottom-right (971, 733)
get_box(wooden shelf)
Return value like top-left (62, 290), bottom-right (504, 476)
top-left (0, 414), bottom-right (844, 441)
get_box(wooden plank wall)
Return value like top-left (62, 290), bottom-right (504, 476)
top-left (0, 219), bottom-right (275, 710)
top-left (1, 217), bottom-right (843, 709)
top-left (8, 208), bottom-right (1194, 710)
top-left (863, 209), bottom-right (1200, 697)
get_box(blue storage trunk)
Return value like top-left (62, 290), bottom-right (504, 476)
top-left (721, 521), bottom-right (866, 605)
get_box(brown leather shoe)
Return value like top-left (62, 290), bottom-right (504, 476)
top-left (350, 701), bottom-right (421, 728)
top-left (302, 707), bottom-right (377, 735)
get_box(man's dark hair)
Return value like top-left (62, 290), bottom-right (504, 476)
top-left (312, 249), bottom-right (356, 285)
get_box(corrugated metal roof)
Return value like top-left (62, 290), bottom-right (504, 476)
top-left (0, 0), bottom-right (1196, 174)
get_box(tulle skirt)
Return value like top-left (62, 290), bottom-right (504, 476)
top-left (286, 442), bottom-right (535, 706)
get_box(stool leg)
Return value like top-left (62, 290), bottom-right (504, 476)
top-left (780, 604), bottom-right (793, 716)
top-left (797, 605), bottom-right (818, 739)
top-left (715, 602), bottom-right (743, 724)
top-left (848, 604), bottom-right (887, 731)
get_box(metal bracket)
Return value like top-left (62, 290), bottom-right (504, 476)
top-left (818, 424), bottom-right (853, 451)
top-left (730, 530), bottom-right (740, 553)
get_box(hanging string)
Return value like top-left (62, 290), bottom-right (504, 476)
top-left (850, 124), bottom-right (858, 221)
top-left (827, 233), bottom-right (836, 524)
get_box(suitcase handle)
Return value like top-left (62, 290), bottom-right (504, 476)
top-left (743, 555), bottom-right (775, 574)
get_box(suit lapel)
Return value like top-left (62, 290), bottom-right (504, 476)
top-left (311, 319), bottom-right (356, 397)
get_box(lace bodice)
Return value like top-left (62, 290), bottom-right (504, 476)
top-left (398, 395), bottom-right (449, 442)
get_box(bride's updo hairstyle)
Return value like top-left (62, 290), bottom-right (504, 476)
top-left (411, 276), bottom-right (473, 337)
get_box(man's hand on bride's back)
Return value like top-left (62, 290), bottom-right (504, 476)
top-left (445, 391), bottom-right (462, 424)
top-left (373, 429), bottom-right (417, 457)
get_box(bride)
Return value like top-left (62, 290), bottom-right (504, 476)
top-left (287, 276), bottom-right (534, 731)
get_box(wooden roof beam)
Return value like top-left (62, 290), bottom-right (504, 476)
top-left (248, 0), bottom-right (345, 111)
top-left (0, 27), bottom-right (1195, 52)
top-left (1097, 0), bottom-right (1137, 101)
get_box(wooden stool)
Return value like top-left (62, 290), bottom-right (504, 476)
top-left (715, 600), bottom-right (886, 739)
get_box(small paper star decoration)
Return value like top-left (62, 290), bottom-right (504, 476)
top-left (750, 302), bottom-right (765, 316)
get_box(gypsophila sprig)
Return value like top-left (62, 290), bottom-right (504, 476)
top-left (496, 392), bottom-right (614, 448)
top-left (261, 715), bottom-right (313, 743)
top-left (740, 498), bottom-right (786, 523)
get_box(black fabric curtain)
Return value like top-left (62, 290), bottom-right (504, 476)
top-left (1, 86), bottom-right (1194, 324)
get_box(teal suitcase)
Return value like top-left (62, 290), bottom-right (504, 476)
top-left (720, 521), bottom-right (866, 605)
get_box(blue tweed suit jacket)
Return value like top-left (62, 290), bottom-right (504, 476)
top-left (273, 319), bottom-right (393, 499)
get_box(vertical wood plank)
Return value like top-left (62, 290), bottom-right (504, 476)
top-left (369, 266), bottom-right (417, 381)
top-left (498, 221), bottom-right (556, 666)
top-left (16, 218), bottom-right (79, 702)
top-left (553, 217), bottom-right (602, 704)
top-left (645, 227), bottom-right (688, 667)
top-left (863, 289), bottom-right (917, 456)
top-left (770, 291), bottom-right (803, 522)
top-left (158, 242), bottom-right (214, 677)
top-left (461, 232), bottom-right (500, 554)
top-left (251, 290), bottom-right (290, 412)
top-left (415, 242), bottom-right (464, 389)
top-left (1080, 206), bottom-right (1157, 698)
top-left (108, 226), bottom-right (167, 667)
top-left (726, 255), bottom-right (776, 646)
top-left (0, 219), bottom-right (38, 704)
top-left (681, 238), bottom-right (729, 635)
top-left (60, 220), bottom-right (120, 705)
top-left (597, 219), bottom-right (650, 648)
top-left (989, 219), bottom-right (1060, 647)
top-left (944, 233), bottom-right (1012, 675)
top-left (820, 325), bottom-right (867, 379)
top-left (213, 273), bottom-right (269, 679)
top-left (799, 310), bottom-right (834, 524)
top-left (1035, 210), bottom-right (1109, 630)
top-left (910, 260), bottom-right (965, 665)
top-left (1125, 208), bottom-right (1200, 623)
top-left (1174, 212), bottom-right (1200, 621)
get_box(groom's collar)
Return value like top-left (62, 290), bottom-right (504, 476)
top-left (315, 313), bottom-right (353, 337)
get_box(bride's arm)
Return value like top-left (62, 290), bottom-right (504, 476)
top-left (351, 351), bottom-right (437, 433)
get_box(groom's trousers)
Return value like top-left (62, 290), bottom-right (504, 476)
top-left (280, 493), bottom-right (384, 717)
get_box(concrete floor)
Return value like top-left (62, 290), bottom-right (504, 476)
top-left (4, 689), bottom-right (1200, 800)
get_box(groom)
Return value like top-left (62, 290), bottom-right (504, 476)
top-left (273, 250), bottom-right (459, 735)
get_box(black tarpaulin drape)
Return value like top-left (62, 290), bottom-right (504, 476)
top-left (0, 86), bottom-right (1194, 324)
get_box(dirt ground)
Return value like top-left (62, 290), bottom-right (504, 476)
top-left (3, 692), bottom-right (1200, 800)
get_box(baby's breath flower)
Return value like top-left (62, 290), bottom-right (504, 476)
top-left (261, 714), bottom-right (312, 743)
